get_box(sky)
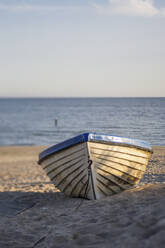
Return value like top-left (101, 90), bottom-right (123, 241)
top-left (0, 0), bottom-right (165, 97)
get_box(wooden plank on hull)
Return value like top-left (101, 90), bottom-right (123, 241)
top-left (97, 185), bottom-right (110, 197)
top-left (57, 166), bottom-right (87, 194)
top-left (49, 159), bottom-right (85, 182)
top-left (42, 143), bottom-right (86, 168)
top-left (96, 169), bottom-right (131, 190)
top-left (90, 153), bottom-right (147, 171)
top-left (46, 157), bottom-right (84, 180)
top-left (69, 174), bottom-right (87, 196)
top-left (93, 158), bottom-right (144, 179)
top-left (90, 148), bottom-right (147, 165)
top-left (95, 163), bottom-right (140, 185)
top-left (96, 177), bottom-right (121, 194)
top-left (44, 151), bottom-right (85, 175)
top-left (77, 178), bottom-right (91, 199)
top-left (43, 147), bottom-right (86, 170)
top-left (88, 142), bottom-right (150, 158)
top-left (62, 168), bottom-right (88, 195)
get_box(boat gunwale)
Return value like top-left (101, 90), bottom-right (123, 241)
top-left (38, 133), bottom-right (152, 164)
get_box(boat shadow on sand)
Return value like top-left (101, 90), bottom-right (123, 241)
top-left (0, 188), bottom-right (76, 218)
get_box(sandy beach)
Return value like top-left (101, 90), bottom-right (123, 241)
top-left (0, 146), bottom-right (165, 248)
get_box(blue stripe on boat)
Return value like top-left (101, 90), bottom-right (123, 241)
top-left (38, 133), bottom-right (152, 164)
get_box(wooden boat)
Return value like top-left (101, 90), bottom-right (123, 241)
top-left (38, 133), bottom-right (152, 200)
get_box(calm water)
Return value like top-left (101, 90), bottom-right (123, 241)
top-left (0, 97), bottom-right (165, 146)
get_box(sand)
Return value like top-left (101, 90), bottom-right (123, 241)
top-left (0, 146), bottom-right (165, 248)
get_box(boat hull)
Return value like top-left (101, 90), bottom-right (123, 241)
top-left (39, 136), bottom-right (152, 200)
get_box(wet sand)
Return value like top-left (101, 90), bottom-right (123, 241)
top-left (0, 146), bottom-right (165, 248)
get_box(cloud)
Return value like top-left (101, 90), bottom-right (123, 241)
top-left (94, 0), bottom-right (165, 17)
top-left (0, 0), bottom-right (164, 17)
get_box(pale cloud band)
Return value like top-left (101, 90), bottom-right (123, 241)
top-left (0, 0), bottom-right (165, 17)
top-left (94, 0), bottom-right (165, 17)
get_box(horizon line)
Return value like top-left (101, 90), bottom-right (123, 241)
top-left (0, 96), bottom-right (165, 99)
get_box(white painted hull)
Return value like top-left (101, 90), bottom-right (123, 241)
top-left (40, 141), bottom-right (151, 200)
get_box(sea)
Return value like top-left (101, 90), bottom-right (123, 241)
top-left (0, 97), bottom-right (165, 146)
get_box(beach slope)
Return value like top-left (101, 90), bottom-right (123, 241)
top-left (0, 146), bottom-right (165, 248)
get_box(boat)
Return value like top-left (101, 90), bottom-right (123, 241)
top-left (38, 133), bottom-right (152, 200)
